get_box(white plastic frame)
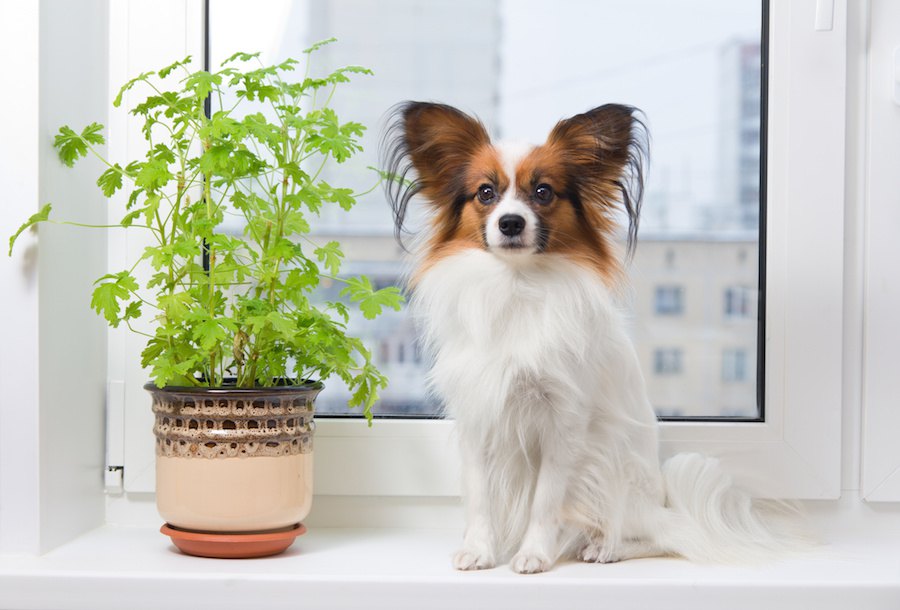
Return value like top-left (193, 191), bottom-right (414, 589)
top-left (860, 0), bottom-right (900, 502)
top-left (113, 0), bottom-right (846, 506)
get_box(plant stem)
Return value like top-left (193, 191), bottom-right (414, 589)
top-left (51, 220), bottom-right (152, 230)
top-left (204, 138), bottom-right (217, 386)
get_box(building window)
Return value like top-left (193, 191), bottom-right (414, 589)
top-left (722, 348), bottom-right (749, 382)
top-left (654, 286), bottom-right (684, 316)
top-left (724, 286), bottom-right (754, 318)
top-left (654, 349), bottom-right (683, 375)
top-left (664, 248), bottom-right (676, 269)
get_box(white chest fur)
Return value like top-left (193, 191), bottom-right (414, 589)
top-left (411, 249), bottom-right (643, 430)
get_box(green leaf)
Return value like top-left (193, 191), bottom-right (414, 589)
top-left (304, 110), bottom-right (365, 163)
top-left (184, 70), bottom-right (222, 100)
top-left (283, 268), bottom-right (318, 298)
top-left (289, 186), bottom-right (322, 214)
top-left (158, 56), bottom-right (192, 78)
top-left (282, 210), bottom-right (310, 235)
top-left (158, 292), bottom-right (192, 322)
top-left (81, 122), bottom-right (106, 146)
top-left (146, 272), bottom-right (168, 290)
top-left (150, 353), bottom-right (198, 388)
top-left (53, 123), bottom-right (105, 167)
top-left (327, 301), bottom-right (350, 324)
top-left (243, 112), bottom-right (281, 147)
top-left (346, 360), bottom-right (387, 424)
top-left (282, 163), bottom-right (310, 186)
top-left (245, 314), bottom-right (270, 335)
top-left (314, 241), bottom-right (343, 276)
top-left (119, 207), bottom-right (143, 228)
top-left (113, 71), bottom-right (153, 107)
top-left (90, 271), bottom-right (138, 327)
top-left (97, 164), bottom-right (124, 197)
top-left (142, 194), bottom-right (161, 226)
top-left (221, 51), bottom-right (260, 65)
top-left (191, 316), bottom-right (228, 352)
top-left (276, 58), bottom-right (299, 72)
top-left (141, 336), bottom-right (166, 369)
top-left (325, 185), bottom-right (356, 211)
top-left (123, 301), bottom-right (143, 321)
top-left (135, 158), bottom-right (173, 192)
top-left (205, 112), bottom-right (244, 140)
top-left (299, 76), bottom-right (329, 92)
top-left (326, 65), bottom-right (374, 84)
top-left (303, 37), bottom-right (336, 54)
top-left (197, 144), bottom-right (233, 175)
top-left (8, 203), bottom-right (51, 256)
top-left (54, 126), bottom-right (88, 167)
top-left (237, 81), bottom-right (280, 103)
top-left (340, 276), bottom-right (405, 320)
top-left (149, 143), bottom-right (176, 164)
top-left (131, 91), bottom-right (182, 118)
top-left (266, 311), bottom-right (295, 338)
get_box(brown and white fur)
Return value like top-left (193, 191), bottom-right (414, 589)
top-left (382, 102), bottom-right (793, 574)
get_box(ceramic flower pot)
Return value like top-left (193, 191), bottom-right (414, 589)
top-left (145, 382), bottom-right (322, 558)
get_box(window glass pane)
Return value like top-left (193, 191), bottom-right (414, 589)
top-left (210, 0), bottom-right (763, 419)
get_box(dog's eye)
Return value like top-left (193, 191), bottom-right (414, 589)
top-left (534, 184), bottom-right (554, 204)
top-left (477, 184), bottom-right (496, 204)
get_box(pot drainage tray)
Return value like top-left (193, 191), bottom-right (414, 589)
top-left (160, 523), bottom-right (306, 558)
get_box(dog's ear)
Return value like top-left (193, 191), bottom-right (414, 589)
top-left (547, 104), bottom-right (648, 256)
top-left (381, 102), bottom-right (490, 248)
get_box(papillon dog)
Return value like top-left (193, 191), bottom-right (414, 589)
top-left (382, 102), bottom-right (794, 574)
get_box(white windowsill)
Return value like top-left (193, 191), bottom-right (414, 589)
top-left (2, 500), bottom-right (899, 610)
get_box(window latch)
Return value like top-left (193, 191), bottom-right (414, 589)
top-left (105, 466), bottom-right (124, 495)
top-left (814, 0), bottom-right (835, 31)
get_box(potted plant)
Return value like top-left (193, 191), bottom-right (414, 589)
top-left (8, 40), bottom-right (402, 558)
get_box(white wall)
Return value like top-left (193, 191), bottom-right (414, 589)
top-left (0, 0), bottom-right (109, 554)
top-left (0, 0), bottom-right (42, 555)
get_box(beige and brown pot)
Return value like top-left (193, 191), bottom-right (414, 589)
top-left (145, 382), bottom-right (322, 558)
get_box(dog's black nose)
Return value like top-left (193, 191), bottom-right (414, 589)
top-left (498, 214), bottom-right (526, 237)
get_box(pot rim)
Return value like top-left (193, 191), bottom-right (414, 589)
top-left (143, 379), bottom-right (324, 395)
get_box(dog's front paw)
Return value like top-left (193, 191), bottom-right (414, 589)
top-left (453, 548), bottom-right (495, 571)
top-left (510, 551), bottom-right (552, 574)
top-left (578, 541), bottom-right (621, 564)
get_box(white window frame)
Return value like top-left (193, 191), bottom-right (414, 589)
top-left (860, 0), bottom-right (900, 502)
top-left (659, 0), bottom-right (844, 500)
top-left (110, 0), bottom-right (846, 509)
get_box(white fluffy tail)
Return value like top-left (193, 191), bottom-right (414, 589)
top-left (659, 453), bottom-right (808, 563)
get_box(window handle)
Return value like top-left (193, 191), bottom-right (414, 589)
top-left (815, 0), bottom-right (835, 31)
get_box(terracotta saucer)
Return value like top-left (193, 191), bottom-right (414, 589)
top-left (160, 523), bottom-right (307, 559)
